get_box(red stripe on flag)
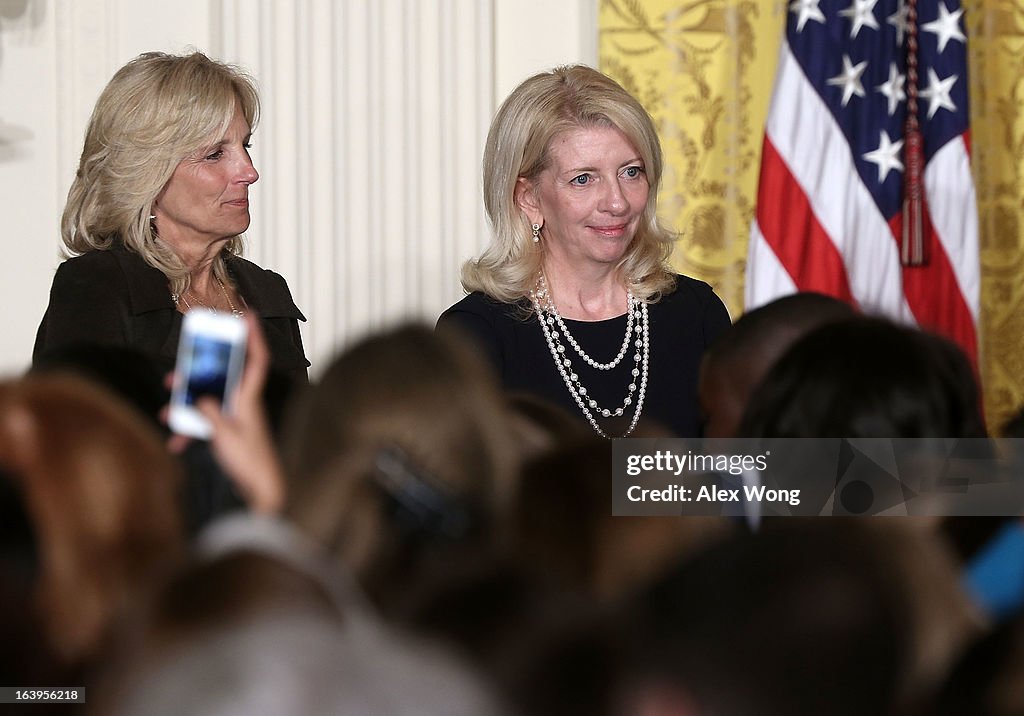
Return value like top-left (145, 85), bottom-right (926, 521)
top-left (887, 209), bottom-right (978, 366)
top-left (755, 138), bottom-right (855, 302)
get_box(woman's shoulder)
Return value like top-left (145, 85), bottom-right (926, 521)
top-left (439, 291), bottom-right (527, 325)
top-left (665, 273), bottom-right (716, 299)
top-left (57, 246), bottom-right (122, 275)
top-left (658, 274), bottom-right (732, 343)
top-left (46, 250), bottom-right (126, 315)
top-left (436, 292), bottom-right (527, 372)
top-left (58, 242), bottom-right (156, 276)
top-left (437, 291), bottom-right (534, 341)
top-left (226, 254), bottom-right (287, 285)
top-left (443, 291), bottom-right (505, 315)
top-left (661, 274), bottom-right (728, 310)
top-left (53, 245), bottom-right (166, 305)
top-left (226, 254), bottom-right (305, 321)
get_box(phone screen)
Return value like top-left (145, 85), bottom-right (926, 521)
top-left (170, 310), bottom-right (247, 439)
top-left (183, 334), bottom-right (234, 406)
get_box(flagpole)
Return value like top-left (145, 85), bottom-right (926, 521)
top-left (902, 0), bottom-right (928, 266)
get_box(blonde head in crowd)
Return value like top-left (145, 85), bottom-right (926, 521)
top-left (463, 64), bottom-right (676, 304)
top-left (61, 50), bottom-right (260, 298)
top-left (281, 326), bottom-right (517, 605)
top-left (0, 374), bottom-right (183, 665)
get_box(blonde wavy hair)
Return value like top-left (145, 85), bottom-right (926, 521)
top-left (462, 64), bottom-right (676, 304)
top-left (61, 50), bottom-right (260, 298)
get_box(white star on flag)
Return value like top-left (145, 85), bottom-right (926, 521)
top-left (862, 130), bottom-right (904, 182)
top-left (790, 0), bottom-right (826, 33)
top-left (876, 62), bottom-right (906, 116)
top-left (839, 0), bottom-right (880, 39)
top-left (826, 54), bottom-right (868, 106)
top-left (922, 2), bottom-right (966, 53)
top-left (919, 67), bottom-right (958, 118)
top-left (887, 0), bottom-right (910, 45)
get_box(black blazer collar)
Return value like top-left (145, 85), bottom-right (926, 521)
top-left (108, 243), bottom-right (305, 322)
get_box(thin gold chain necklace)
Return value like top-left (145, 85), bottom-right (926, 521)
top-left (173, 277), bottom-right (245, 317)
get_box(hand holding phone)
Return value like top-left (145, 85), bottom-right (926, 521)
top-left (167, 311), bottom-right (285, 513)
top-left (169, 310), bottom-right (248, 439)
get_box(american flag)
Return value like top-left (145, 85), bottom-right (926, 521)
top-left (746, 0), bottom-right (979, 365)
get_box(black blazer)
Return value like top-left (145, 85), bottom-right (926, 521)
top-left (34, 243), bottom-right (310, 387)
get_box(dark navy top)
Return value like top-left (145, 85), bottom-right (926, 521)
top-left (438, 275), bottom-right (731, 437)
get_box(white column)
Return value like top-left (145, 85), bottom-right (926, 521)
top-left (216, 0), bottom-right (496, 374)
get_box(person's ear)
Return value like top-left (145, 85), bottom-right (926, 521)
top-left (0, 406), bottom-right (39, 470)
top-left (514, 176), bottom-right (543, 226)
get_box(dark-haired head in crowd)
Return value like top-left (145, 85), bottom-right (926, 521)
top-left (619, 522), bottom-right (913, 716)
top-left (34, 50), bottom-right (308, 425)
top-left (699, 292), bottom-right (854, 438)
top-left (507, 436), bottom-right (732, 601)
top-left (438, 64), bottom-right (730, 438)
top-left (734, 315), bottom-right (993, 551)
top-left (738, 316), bottom-right (985, 439)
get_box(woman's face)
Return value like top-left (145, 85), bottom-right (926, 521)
top-left (517, 125), bottom-right (649, 272)
top-left (153, 104), bottom-right (258, 253)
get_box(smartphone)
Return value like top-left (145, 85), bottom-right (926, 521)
top-left (168, 310), bottom-right (248, 439)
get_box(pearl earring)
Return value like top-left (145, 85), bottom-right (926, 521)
top-left (532, 223), bottom-right (541, 243)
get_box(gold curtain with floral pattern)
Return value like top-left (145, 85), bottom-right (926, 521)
top-left (599, 0), bottom-right (1024, 431)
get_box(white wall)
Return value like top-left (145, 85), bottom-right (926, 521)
top-left (494, 0), bottom-right (598, 99)
top-left (0, 0), bottom-right (596, 376)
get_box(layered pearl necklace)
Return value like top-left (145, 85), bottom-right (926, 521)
top-left (530, 275), bottom-right (650, 438)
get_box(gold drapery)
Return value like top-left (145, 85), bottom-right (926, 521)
top-left (599, 0), bottom-right (1024, 431)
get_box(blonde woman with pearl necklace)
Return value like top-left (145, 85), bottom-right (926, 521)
top-left (439, 65), bottom-right (730, 438)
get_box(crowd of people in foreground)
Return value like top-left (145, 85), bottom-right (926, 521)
top-left (5, 299), bottom-right (1024, 715)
